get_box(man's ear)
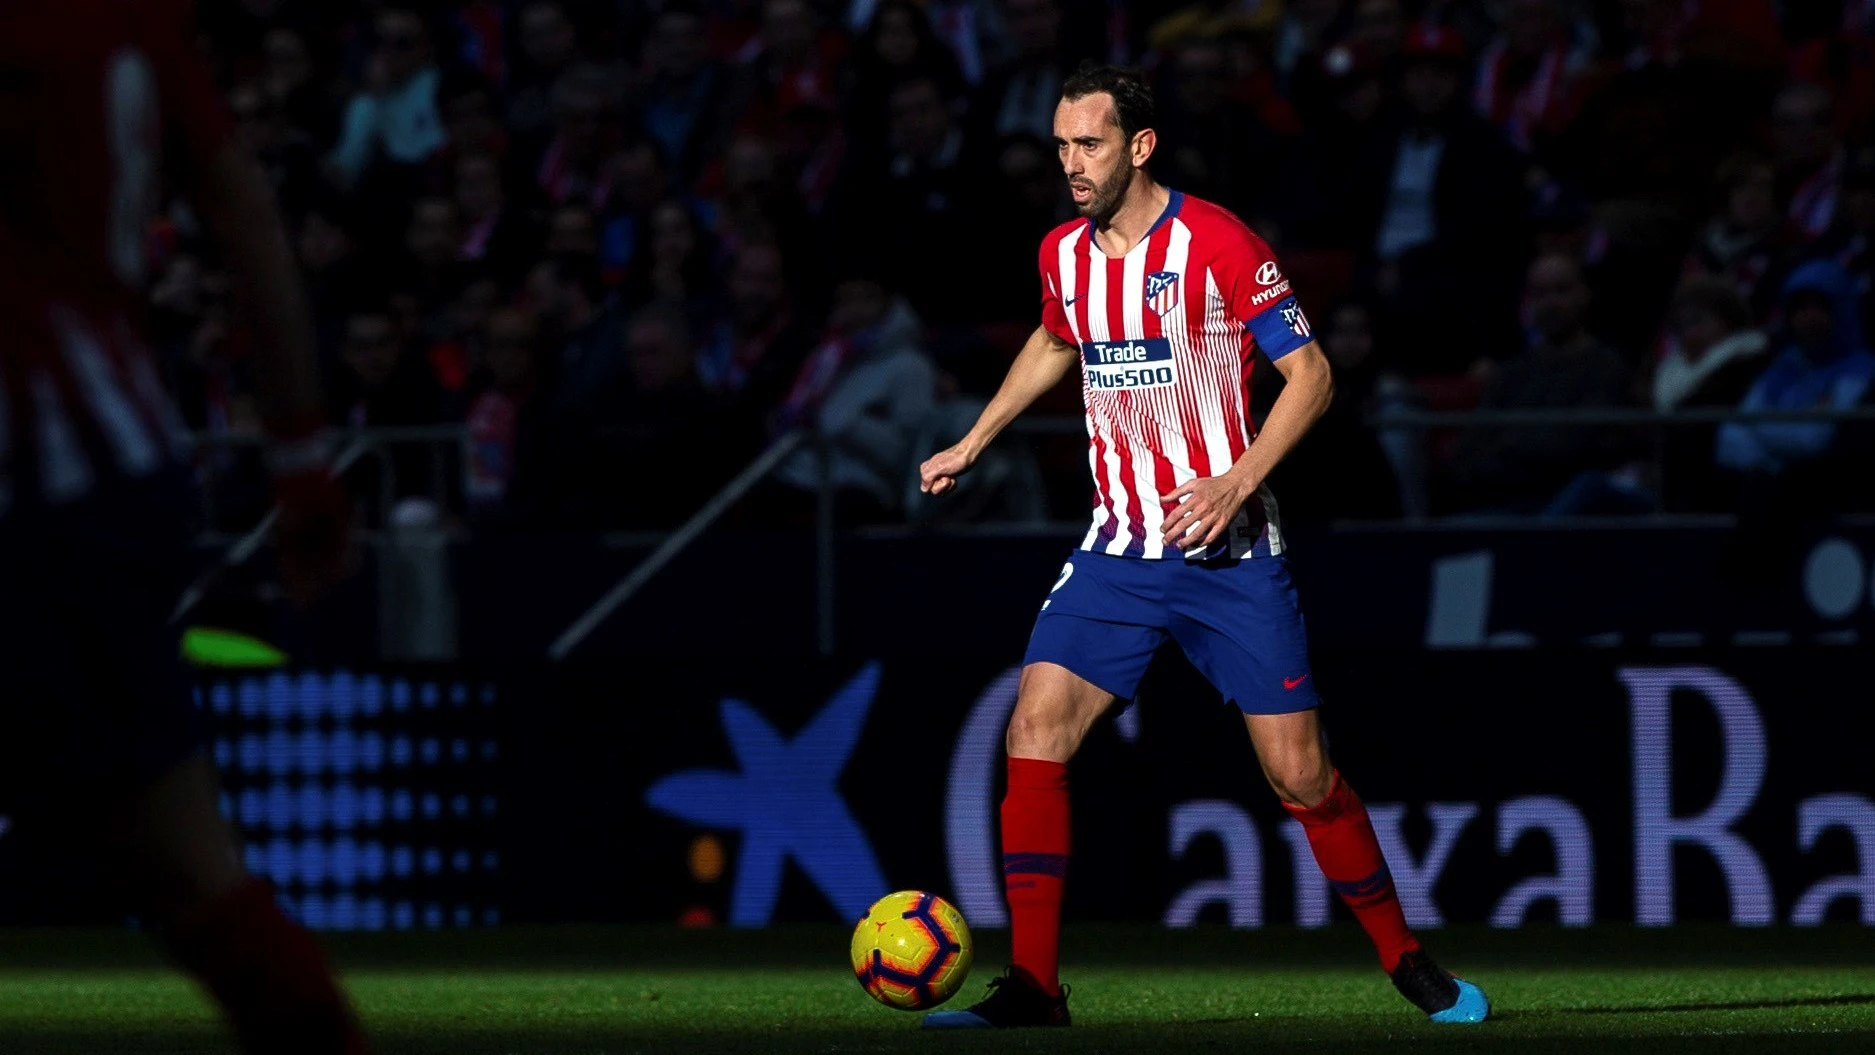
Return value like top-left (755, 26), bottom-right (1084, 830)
top-left (1130, 127), bottom-right (1157, 169)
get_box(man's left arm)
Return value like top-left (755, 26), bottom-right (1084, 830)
top-left (1161, 342), bottom-right (1332, 551)
top-left (1162, 226), bottom-right (1333, 551)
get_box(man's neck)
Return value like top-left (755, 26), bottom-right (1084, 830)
top-left (1094, 179), bottom-right (1170, 256)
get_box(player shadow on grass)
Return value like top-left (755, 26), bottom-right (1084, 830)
top-left (1554, 992), bottom-right (1875, 1015)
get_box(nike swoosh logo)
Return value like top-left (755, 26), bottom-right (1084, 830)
top-left (1283, 674), bottom-right (1310, 690)
top-left (1065, 295), bottom-right (1080, 306)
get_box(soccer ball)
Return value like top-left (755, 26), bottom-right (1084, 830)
top-left (850, 890), bottom-right (973, 1010)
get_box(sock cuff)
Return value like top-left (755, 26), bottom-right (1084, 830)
top-left (1006, 755), bottom-right (1069, 790)
top-left (1283, 769), bottom-right (1357, 826)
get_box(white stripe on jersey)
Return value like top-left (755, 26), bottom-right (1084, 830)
top-left (31, 373), bottom-right (95, 503)
top-left (1198, 268), bottom-right (1237, 476)
top-left (1060, 230), bottom-right (1109, 553)
top-left (1118, 244), bottom-right (1167, 557)
top-left (1152, 221), bottom-right (1196, 560)
top-left (54, 309), bottom-right (161, 477)
top-left (1084, 238), bottom-right (1133, 557)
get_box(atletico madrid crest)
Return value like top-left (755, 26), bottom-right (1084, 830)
top-left (1144, 270), bottom-right (1181, 317)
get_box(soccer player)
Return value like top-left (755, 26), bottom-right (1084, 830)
top-left (0, 4), bottom-right (365, 1052)
top-left (917, 65), bottom-right (1490, 1029)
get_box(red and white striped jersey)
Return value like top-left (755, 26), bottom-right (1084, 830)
top-left (1039, 191), bottom-right (1315, 560)
top-left (0, 1), bottom-right (227, 518)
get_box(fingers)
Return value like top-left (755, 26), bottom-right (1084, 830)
top-left (1159, 480), bottom-right (1197, 504)
top-left (930, 476), bottom-right (956, 495)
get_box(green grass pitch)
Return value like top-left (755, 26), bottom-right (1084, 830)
top-left (0, 925), bottom-right (1870, 1053)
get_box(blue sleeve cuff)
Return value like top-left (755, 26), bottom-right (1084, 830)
top-left (1245, 297), bottom-right (1313, 360)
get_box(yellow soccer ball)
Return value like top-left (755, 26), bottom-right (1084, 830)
top-left (849, 890), bottom-right (973, 1010)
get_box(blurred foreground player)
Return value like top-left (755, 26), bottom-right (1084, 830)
top-left (918, 65), bottom-right (1489, 1029)
top-left (0, 4), bottom-right (364, 1052)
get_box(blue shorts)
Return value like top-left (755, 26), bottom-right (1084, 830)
top-left (1022, 550), bottom-right (1319, 715)
top-left (0, 469), bottom-right (206, 815)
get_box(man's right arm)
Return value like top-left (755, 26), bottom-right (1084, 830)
top-left (919, 325), bottom-right (1078, 495)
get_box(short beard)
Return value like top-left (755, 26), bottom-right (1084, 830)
top-left (1074, 166), bottom-right (1135, 222)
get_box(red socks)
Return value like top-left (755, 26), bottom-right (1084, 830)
top-left (1002, 756), bottom-right (1069, 996)
top-left (161, 878), bottom-right (370, 1054)
top-left (1285, 771), bottom-right (1420, 971)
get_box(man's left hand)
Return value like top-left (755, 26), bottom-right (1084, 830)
top-left (1160, 470), bottom-right (1258, 551)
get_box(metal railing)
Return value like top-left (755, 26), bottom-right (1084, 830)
top-left (176, 408), bottom-right (1874, 659)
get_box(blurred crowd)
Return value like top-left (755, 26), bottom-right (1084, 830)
top-left (159, 0), bottom-right (1875, 532)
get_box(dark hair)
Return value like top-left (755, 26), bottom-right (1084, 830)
top-left (540, 252), bottom-right (605, 304)
top-left (1061, 62), bottom-right (1157, 143)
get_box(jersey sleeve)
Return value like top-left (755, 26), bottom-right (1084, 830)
top-left (1038, 236), bottom-right (1075, 346)
top-left (146, 0), bottom-right (233, 179)
top-left (1216, 222), bottom-right (1313, 360)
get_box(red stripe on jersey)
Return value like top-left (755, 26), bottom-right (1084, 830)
top-left (1100, 252), bottom-right (1146, 546)
top-left (1140, 227), bottom-right (1179, 520)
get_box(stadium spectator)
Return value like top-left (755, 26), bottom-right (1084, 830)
top-left (773, 274), bottom-right (941, 520)
top-left (508, 1), bottom-right (583, 139)
top-left (1682, 153), bottom-right (1795, 319)
top-left (1154, 36), bottom-right (1285, 221)
top-left (968, 0), bottom-right (1066, 144)
top-left (1773, 81), bottom-right (1845, 239)
top-left (848, 0), bottom-right (969, 158)
top-left (1469, 0), bottom-right (1593, 157)
top-left (697, 242), bottom-right (817, 414)
top-left (1350, 24), bottom-right (1529, 375)
top-left (533, 64), bottom-right (626, 210)
top-left (1447, 253), bottom-right (1634, 512)
top-left (842, 76), bottom-right (986, 326)
top-left (1271, 300), bottom-right (1407, 533)
top-left (621, 199), bottom-right (719, 314)
top-left (1652, 277), bottom-right (1768, 510)
top-left (452, 152), bottom-right (532, 281)
top-left (465, 307), bottom-right (543, 516)
top-left (631, 4), bottom-right (735, 182)
top-left (611, 303), bottom-right (748, 527)
top-left (1717, 258), bottom-right (1875, 477)
top-left (327, 7), bottom-right (445, 189)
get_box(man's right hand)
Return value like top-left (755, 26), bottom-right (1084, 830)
top-left (919, 443), bottom-right (979, 496)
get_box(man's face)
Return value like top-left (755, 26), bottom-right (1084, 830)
top-left (1173, 43), bottom-right (1226, 113)
top-left (1055, 92), bottom-right (1139, 221)
top-left (407, 198), bottom-right (460, 266)
top-left (1789, 293), bottom-right (1836, 356)
top-left (1673, 307), bottom-right (1725, 356)
top-left (1403, 60), bottom-right (1460, 119)
top-left (547, 207), bottom-right (597, 256)
top-left (375, 12), bottom-right (429, 85)
top-left (763, 0), bottom-right (818, 66)
top-left (484, 309), bottom-right (537, 386)
top-left (1326, 306), bottom-right (1374, 371)
top-left (521, 2), bottom-right (576, 70)
top-left (1352, 0), bottom-right (1406, 58)
top-left (729, 246), bottom-right (786, 327)
top-left (652, 12), bottom-right (706, 79)
top-left (344, 314), bottom-right (401, 388)
top-left (627, 318), bottom-right (694, 392)
top-left (1006, 0), bottom-right (1060, 61)
top-left (1526, 255), bottom-right (1589, 342)
top-left (889, 81), bottom-right (953, 162)
top-left (1726, 164), bottom-right (1777, 232)
top-left (1505, 0), bottom-right (1559, 53)
top-left (455, 155), bottom-right (503, 219)
top-left (1773, 87), bottom-right (1836, 170)
top-left (526, 265), bottom-right (568, 327)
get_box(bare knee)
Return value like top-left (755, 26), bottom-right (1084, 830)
top-left (1005, 664), bottom-right (1113, 762)
top-left (1262, 744), bottom-right (1333, 808)
top-left (1005, 705), bottom-right (1079, 761)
